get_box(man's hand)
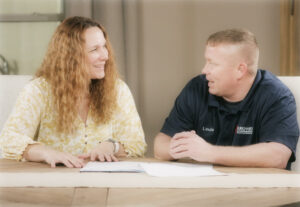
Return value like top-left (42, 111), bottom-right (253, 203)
top-left (169, 131), bottom-right (214, 162)
top-left (23, 144), bottom-right (85, 168)
top-left (78, 141), bottom-right (118, 162)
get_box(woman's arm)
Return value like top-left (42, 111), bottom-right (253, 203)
top-left (112, 80), bottom-right (147, 157)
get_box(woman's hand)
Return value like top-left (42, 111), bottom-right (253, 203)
top-left (78, 141), bottom-right (119, 162)
top-left (23, 144), bottom-right (85, 168)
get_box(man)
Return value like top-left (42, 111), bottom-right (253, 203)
top-left (154, 29), bottom-right (299, 169)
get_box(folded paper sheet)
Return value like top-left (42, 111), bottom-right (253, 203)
top-left (80, 161), bottom-right (226, 177)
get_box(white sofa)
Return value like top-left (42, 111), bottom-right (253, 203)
top-left (0, 75), bottom-right (300, 171)
top-left (0, 75), bottom-right (33, 132)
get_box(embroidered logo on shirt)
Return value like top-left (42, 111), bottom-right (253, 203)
top-left (202, 126), bottom-right (214, 132)
top-left (235, 126), bottom-right (253, 135)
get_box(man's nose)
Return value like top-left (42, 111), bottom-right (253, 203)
top-left (202, 63), bottom-right (209, 74)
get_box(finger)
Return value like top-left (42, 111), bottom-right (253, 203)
top-left (170, 144), bottom-right (188, 154)
top-left (90, 152), bottom-right (97, 161)
top-left (170, 137), bottom-right (181, 147)
top-left (60, 158), bottom-right (74, 168)
top-left (170, 139), bottom-right (188, 149)
top-left (44, 157), bottom-right (56, 168)
top-left (97, 154), bottom-right (105, 162)
top-left (68, 157), bottom-right (84, 168)
top-left (111, 155), bottom-right (118, 162)
top-left (104, 154), bottom-right (112, 162)
top-left (61, 153), bottom-right (82, 168)
top-left (173, 131), bottom-right (191, 140)
top-left (171, 150), bottom-right (189, 159)
top-left (191, 130), bottom-right (196, 134)
top-left (78, 158), bottom-right (86, 167)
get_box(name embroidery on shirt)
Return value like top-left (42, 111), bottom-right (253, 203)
top-left (235, 126), bottom-right (253, 135)
top-left (202, 126), bottom-right (214, 132)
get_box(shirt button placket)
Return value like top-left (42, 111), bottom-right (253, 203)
top-left (84, 123), bottom-right (88, 145)
top-left (84, 135), bottom-right (87, 145)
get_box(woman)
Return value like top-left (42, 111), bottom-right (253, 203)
top-left (0, 16), bottom-right (147, 168)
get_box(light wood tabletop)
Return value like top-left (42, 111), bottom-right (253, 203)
top-left (1, 158), bottom-right (300, 207)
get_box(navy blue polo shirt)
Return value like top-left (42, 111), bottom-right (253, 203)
top-left (161, 69), bottom-right (299, 169)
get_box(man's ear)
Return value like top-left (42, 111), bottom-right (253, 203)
top-left (237, 62), bottom-right (248, 79)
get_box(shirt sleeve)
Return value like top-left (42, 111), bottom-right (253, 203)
top-left (259, 90), bottom-right (299, 162)
top-left (161, 80), bottom-right (196, 137)
top-left (112, 80), bottom-right (147, 157)
top-left (0, 79), bottom-right (46, 160)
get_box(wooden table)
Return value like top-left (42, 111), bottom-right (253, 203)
top-left (1, 158), bottom-right (300, 207)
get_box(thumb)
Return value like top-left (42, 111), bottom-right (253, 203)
top-left (191, 130), bottom-right (196, 134)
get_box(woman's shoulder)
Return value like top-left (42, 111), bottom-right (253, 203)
top-left (116, 78), bottom-right (131, 93)
top-left (116, 78), bottom-right (128, 88)
top-left (23, 77), bottom-right (51, 95)
top-left (115, 79), bottom-right (134, 101)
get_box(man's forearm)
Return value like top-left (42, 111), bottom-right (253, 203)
top-left (154, 132), bottom-right (174, 160)
top-left (210, 142), bottom-right (291, 169)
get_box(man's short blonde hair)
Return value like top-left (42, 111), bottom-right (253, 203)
top-left (207, 28), bottom-right (259, 75)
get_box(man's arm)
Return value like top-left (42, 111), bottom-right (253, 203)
top-left (211, 142), bottom-right (291, 169)
top-left (170, 131), bottom-right (292, 169)
top-left (154, 132), bottom-right (174, 160)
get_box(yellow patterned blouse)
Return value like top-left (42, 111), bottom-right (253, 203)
top-left (0, 78), bottom-right (147, 160)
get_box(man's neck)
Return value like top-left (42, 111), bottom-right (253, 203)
top-left (223, 74), bottom-right (256, 103)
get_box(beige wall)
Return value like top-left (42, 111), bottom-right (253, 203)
top-left (1, 0), bottom-right (288, 157)
top-left (137, 0), bottom-right (281, 156)
top-left (297, 0), bottom-right (300, 75)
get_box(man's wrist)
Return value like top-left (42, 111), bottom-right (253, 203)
top-left (208, 145), bottom-right (218, 163)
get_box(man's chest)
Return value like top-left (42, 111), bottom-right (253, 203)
top-left (196, 109), bottom-right (259, 146)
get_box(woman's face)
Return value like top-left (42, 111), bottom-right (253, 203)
top-left (84, 27), bottom-right (108, 80)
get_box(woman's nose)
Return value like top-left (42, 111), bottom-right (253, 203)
top-left (99, 48), bottom-right (108, 61)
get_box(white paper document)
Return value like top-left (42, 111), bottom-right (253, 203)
top-left (140, 162), bottom-right (225, 177)
top-left (80, 161), bottom-right (225, 177)
top-left (80, 161), bottom-right (144, 172)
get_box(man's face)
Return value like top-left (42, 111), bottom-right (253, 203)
top-left (202, 44), bottom-right (242, 100)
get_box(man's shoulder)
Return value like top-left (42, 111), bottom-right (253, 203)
top-left (183, 74), bottom-right (207, 93)
top-left (176, 74), bottom-right (209, 106)
top-left (189, 74), bottom-right (206, 84)
top-left (258, 70), bottom-right (291, 97)
top-left (252, 70), bottom-right (294, 108)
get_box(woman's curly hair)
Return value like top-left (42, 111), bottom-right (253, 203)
top-left (36, 16), bottom-right (119, 134)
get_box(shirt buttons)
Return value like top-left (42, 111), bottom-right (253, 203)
top-left (85, 141), bottom-right (87, 144)
top-left (85, 134), bottom-right (87, 138)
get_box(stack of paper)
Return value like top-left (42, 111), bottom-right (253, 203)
top-left (80, 161), bottom-right (226, 177)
